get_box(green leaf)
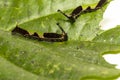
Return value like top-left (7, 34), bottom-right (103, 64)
top-left (0, 56), bottom-right (50, 80)
top-left (93, 26), bottom-right (120, 44)
top-left (0, 0), bottom-right (120, 80)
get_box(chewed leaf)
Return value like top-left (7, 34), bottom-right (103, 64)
top-left (0, 0), bottom-right (120, 80)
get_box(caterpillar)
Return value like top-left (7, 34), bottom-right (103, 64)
top-left (12, 23), bottom-right (68, 42)
top-left (57, 0), bottom-right (107, 22)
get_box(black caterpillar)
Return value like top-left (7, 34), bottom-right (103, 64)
top-left (12, 23), bottom-right (68, 42)
top-left (57, 0), bottom-right (107, 22)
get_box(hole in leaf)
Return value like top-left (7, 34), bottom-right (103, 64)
top-left (103, 52), bottom-right (120, 69)
top-left (103, 52), bottom-right (120, 80)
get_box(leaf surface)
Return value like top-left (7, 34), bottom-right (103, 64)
top-left (0, 0), bottom-right (120, 80)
